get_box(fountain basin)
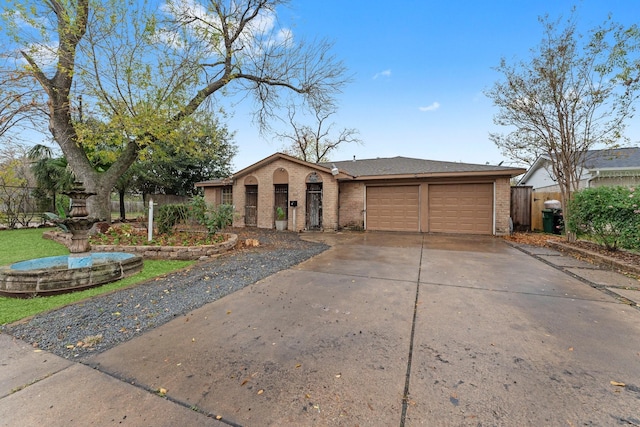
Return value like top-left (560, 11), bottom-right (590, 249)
top-left (0, 253), bottom-right (143, 298)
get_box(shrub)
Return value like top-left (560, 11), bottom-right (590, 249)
top-left (201, 204), bottom-right (234, 234)
top-left (156, 203), bottom-right (190, 234)
top-left (567, 186), bottom-right (640, 251)
top-left (155, 199), bottom-right (233, 235)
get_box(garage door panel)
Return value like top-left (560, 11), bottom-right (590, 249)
top-left (429, 184), bottom-right (493, 234)
top-left (366, 186), bottom-right (419, 232)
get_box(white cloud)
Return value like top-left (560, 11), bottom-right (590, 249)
top-left (419, 102), bottom-right (440, 112)
top-left (373, 69), bottom-right (391, 79)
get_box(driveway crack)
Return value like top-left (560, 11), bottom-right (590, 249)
top-left (399, 234), bottom-right (425, 427)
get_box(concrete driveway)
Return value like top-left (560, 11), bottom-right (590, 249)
top-left (2, 232), bottom-right (639, 426)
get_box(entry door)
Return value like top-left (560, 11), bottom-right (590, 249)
top-left (306, 183), bottom-right (322, 230)
top-left (245, 185), bottom-right (258, 226)
top-left (274, 184), bottom-right (288, 221)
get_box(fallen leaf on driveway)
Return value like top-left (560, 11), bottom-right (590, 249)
top-left (610, 381), bottom-right (626, 387)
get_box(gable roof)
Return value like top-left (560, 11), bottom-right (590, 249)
top-left (517, 147), bottom-right (640, 186)
top-left (195, 153), bottom-right (342, 187)
top-left (322, 156), bottom-right (524, 179)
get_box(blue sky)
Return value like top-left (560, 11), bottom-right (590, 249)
top-left (225, 0), bottom-right (640, 170)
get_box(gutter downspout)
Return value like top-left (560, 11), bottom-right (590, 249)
top-left (587, 170), bottom-right (599, 188)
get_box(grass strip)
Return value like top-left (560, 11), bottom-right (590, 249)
top-left (0, 259), bottom-right (193, 325)
top-left (1, 228), bottom-right (194, 325)
top-left (0, 228), bottom-right (69, 264)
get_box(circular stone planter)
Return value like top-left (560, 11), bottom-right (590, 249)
top-left (0, 253), bottom-right (143, 298)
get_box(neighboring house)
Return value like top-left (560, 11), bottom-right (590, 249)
top-left (195, 153), bottom-right (525, 235)
top-left (517, 147), bottom-right (640, 191)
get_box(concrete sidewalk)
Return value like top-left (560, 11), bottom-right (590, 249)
top-left (1, 233), bottom-right (639, 426)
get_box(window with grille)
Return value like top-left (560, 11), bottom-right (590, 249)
top-left (222, 186), bottom-right (233, 205)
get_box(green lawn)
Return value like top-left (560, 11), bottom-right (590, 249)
top-left (0, 228), bottom-right (194, 325)
top-left (0, 228), bottom-right (70, 264)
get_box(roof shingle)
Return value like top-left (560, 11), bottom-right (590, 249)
top-left (320, 156), bottom-right (521, 177)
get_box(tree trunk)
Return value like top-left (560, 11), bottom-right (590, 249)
top-left (559, 182), bottom-right (576, 242)
top-left (119, 189), bottom-right (126, 220)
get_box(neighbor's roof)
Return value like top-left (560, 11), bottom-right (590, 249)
top-left (583, 147), bottom-right (640, 170)
top-left (517, 146), bottom-right (640, 186)
top-left (321, 156), bottom-right (524, 179)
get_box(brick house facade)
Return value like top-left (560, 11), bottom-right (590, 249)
top-left (196, 153), bottom-right (525, 235)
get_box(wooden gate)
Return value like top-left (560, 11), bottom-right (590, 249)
top-left (531, 191), bottom-right (562, 231)
top-left (306, 183), bottom-right (322, 230)
top-left (510, 186), bottom-right (532, 232)
top-left (245, 185), bottom-right (258, 226)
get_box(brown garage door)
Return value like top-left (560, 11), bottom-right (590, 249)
top-left (366, 186), bottom-right (419, 231)
top-left (429, 183), bottom-right (493, 234)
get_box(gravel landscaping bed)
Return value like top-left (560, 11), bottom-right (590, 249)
top-left (1, 229), bottom-right (328, 360)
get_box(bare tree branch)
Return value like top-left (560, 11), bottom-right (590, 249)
top-left (485, 12), bottom-right (640, 241)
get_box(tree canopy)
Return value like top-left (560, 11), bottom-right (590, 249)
top-left (0, 0), bottom-right (348, 219)
top-left (485, 12), bottom-right (640, 239)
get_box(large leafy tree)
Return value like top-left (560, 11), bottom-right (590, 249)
top-left (1, 0), bottom-right (347, 220)
top-left (82, 113), bottom-right (236, 219)
top-left (127, 114), bottom-right (237, 209)
top-left (486, 13), bottom-right (640, 240)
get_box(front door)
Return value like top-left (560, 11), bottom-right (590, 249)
top-left (245, 185), bottom-right (258, 226)
top-left (274, 184), bottom-right (288, 224)
top-left (306, 183), bottom-right (322, 230)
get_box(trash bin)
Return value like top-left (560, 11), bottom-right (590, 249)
top-left (552, 210), bottom-right (564, 235)
top-left (542, 208), bottom-right (554, 233)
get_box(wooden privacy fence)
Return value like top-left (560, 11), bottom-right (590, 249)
top-left (510, 187), bottom-right (563, 232)
top-left (510, 186), bottom-right (532, 232)
top-left (531, 191), bottom-right (562, 231)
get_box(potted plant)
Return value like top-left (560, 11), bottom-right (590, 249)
top-left (275, 206), bottom-right (287, 231)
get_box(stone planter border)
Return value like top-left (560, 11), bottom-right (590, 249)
top-left (90, 233), bottom-right (238, 260)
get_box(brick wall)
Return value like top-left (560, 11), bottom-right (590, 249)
top-left (203, 187), bottom-right (221, 206)
top-left (494, 177), bottom-right (512, 235)
top-left (222, 158), bottom-right (340, 230)
top-left (338, 182), bottom-right (365, 229)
